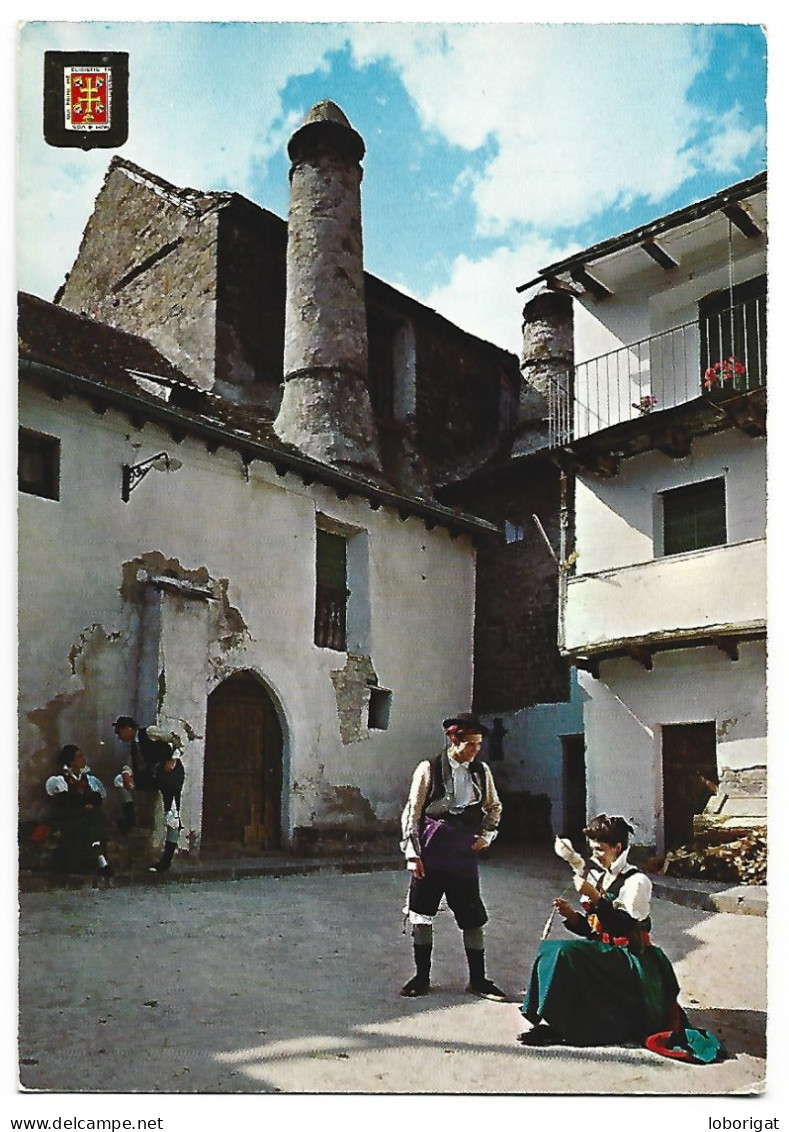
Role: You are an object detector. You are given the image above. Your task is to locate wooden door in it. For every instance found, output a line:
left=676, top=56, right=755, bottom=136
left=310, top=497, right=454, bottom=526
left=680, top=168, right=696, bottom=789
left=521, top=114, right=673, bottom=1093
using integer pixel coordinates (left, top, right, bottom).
left=662, top=722, right=718, bottom=850
left=202, top=672, right=283, bottom=851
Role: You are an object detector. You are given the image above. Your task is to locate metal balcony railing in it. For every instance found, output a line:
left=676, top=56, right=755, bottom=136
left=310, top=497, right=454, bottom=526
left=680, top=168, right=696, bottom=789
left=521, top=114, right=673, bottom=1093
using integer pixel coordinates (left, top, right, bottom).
left=548, top=296, right=766, bottom=447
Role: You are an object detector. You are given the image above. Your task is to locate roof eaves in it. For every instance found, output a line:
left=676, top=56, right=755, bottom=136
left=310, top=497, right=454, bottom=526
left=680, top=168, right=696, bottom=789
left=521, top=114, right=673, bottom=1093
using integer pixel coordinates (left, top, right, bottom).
left=19, top=358, right=499, bottom=539
left=517, top=171, right=767, bottom=294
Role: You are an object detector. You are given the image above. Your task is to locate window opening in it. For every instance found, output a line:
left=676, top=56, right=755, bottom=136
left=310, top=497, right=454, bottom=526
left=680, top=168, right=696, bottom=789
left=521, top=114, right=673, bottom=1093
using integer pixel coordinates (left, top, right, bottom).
left=661, top=478, right=726, bottom=557
left=505, top=519, right=526, bottom=544
left=699, top=273, right=766, bottom=393
left=315, top=528, right=348, bottom=650
left=367, top=687, right=392, bottom=730
left=19, top=428, right=60, bottom=500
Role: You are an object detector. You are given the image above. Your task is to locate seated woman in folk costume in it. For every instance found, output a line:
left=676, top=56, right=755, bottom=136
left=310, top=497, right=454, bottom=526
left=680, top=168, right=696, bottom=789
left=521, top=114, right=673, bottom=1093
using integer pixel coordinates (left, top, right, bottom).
left=45, top=744, right=114, bottom=878
left=518, top=814, right=685, bottom=1047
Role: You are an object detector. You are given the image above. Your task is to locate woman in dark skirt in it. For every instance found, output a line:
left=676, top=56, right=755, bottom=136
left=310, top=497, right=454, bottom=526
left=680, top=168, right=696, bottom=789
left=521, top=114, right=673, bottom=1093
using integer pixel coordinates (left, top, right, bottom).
left=45, top=745, right=113, bottom=877
left=518, top=815, right=684, bottom=1047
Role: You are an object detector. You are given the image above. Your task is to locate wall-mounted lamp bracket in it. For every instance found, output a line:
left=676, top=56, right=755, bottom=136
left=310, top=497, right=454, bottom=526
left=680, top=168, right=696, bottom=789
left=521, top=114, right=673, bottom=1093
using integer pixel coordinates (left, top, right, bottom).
left=121, top=451, right=183, bottom=502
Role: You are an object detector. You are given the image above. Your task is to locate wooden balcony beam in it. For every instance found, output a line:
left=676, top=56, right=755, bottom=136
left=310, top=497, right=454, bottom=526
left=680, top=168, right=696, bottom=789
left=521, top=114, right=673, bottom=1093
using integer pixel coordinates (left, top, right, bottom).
left=545, top=275, right=583, bottom=297
left=653, top=424, right=692, bottom=458
left=575, top=656, right=600, bottom=679
left=641, top=239, right=679, bottom=270
left=553, top=447, right=620, bottom=478
left=713, top=637, right=740, bottom=661
left=724, top=399, right=766, bottom=437
left=569, top=266, right=613, bottom=301
left=722, top=203, right=762, bottom=239
left=628, top=646, right=654, bottom=671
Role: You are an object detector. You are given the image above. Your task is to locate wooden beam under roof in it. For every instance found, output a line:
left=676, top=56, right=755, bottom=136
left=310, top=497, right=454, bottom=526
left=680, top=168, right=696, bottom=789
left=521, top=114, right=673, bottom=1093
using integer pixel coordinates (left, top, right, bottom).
left=653, top=424, right=693, bottom=459
left=642, top=239, right=679, bottom=270
left=713, top=637, right=740, bottom=661
left=628, top=646, right=654, bottom=671
left=544, top=276, right=583, bottom=297
left=722, top=203, right=763, bottom=239
left=517, top=172, right=766, bottom=292
left=575, top=656, right=600, bottom=679
left=569, top=266, right=613, bottom=300
left=720, top=398, right=766, bottom=437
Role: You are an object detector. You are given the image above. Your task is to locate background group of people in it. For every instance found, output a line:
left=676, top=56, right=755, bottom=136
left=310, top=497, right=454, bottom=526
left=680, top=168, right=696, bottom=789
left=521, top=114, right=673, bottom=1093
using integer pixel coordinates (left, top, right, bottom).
left=400, top=711, right=690, bottom=1052
left=44, top=716, right=184, bottom=878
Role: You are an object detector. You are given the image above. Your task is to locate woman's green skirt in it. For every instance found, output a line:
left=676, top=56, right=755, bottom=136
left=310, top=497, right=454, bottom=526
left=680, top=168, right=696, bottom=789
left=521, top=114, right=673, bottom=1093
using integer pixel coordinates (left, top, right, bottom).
left=521, top=937, right=681, bottom=1046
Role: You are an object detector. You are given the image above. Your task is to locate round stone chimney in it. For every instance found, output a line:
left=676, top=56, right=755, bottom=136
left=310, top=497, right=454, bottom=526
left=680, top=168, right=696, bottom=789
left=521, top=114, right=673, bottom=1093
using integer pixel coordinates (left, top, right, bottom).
left=512, top=288, right=575, bottom=455
left=274, top=101, right=383, bottom=478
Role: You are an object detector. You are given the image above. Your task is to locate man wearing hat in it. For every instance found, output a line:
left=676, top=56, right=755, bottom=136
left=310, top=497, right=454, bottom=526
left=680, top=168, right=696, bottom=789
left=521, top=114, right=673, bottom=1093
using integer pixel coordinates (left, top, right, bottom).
left=399, top=711, right=507, bottom=1001
left=112, top=715, right=185, bottom=873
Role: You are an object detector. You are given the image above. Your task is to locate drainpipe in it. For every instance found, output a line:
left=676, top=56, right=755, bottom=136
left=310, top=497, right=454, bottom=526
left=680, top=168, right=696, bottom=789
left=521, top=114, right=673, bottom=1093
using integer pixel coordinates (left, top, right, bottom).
left=557, top=468, right=570, bottom=655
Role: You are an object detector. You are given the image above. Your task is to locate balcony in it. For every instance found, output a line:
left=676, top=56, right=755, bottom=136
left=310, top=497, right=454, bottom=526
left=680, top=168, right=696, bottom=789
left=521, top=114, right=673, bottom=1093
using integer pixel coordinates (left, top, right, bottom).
left=562, top=537, right=766, bottom=663
left=549, top=295, right=766, bottom=447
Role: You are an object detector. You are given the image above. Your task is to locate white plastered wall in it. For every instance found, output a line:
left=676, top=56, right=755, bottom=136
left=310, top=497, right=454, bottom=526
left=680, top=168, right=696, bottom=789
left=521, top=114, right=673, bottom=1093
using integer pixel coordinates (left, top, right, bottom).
left=18, top=384, right=476, bottom=849
left=580, top=640, right=766, bottom=851
left=574, top=429, right=766, bottom=576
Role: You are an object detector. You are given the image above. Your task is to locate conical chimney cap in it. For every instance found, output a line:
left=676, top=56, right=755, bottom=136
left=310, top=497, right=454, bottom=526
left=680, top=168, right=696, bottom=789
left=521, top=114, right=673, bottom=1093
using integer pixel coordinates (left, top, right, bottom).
left=288, top=100, right=365, bottom=163
left=302, top=100, right=353, bottom=128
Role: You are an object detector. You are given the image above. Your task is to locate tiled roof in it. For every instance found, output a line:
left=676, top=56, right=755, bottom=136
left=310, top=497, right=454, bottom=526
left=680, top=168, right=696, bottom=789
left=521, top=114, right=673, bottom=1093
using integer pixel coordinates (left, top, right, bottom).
left=19, top=292, right=198, bottom=395
left=18, top=292, right=499, bottom=538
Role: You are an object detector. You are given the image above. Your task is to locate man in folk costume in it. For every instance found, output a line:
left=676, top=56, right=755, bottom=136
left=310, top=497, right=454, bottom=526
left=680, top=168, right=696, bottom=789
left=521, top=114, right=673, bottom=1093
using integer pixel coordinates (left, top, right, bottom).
left=112, top=716, right=185, bottom=873
left=399, top=712, right=508, bottom=1001
left=518, top=814, right=685, bottom=1047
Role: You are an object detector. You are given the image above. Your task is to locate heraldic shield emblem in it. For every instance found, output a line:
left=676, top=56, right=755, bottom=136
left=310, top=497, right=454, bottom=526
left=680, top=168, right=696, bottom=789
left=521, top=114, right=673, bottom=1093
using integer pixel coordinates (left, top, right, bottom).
left=44, top=51, right=128, bottom=149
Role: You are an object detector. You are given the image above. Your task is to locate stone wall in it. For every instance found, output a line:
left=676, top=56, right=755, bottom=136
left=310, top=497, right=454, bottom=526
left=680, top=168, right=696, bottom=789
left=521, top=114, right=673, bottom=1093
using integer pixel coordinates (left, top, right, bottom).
left=214, top=198, right=287, bottom=408
left=55, top=159, right=520, bottom=497
left=453, top=457, right=572, bottom=714
left=57, top=160, right=221, bottom=391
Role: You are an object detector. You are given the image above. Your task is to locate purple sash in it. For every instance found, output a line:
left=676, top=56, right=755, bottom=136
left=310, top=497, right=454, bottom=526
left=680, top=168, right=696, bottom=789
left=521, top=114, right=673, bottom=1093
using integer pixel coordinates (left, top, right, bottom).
left=420, top=815, right=479, bottom=877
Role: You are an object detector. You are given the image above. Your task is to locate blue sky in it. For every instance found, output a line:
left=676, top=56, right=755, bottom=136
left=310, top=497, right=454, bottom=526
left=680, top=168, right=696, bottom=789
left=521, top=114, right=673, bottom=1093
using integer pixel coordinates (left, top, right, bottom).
left=16, top=21, right=767, bottom=356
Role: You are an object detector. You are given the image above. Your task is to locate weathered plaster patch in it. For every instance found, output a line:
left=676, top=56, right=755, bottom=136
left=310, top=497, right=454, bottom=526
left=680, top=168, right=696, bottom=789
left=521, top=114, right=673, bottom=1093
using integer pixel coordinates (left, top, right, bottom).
left=120, top=551, right=214, bottom=604
left=292, top=772, right=377, bottom=828
left=26, top=690, right=84, bottom=792
left=717, top=717, right=739, bottom=739
left=121, top=552, right=251, bottom=679
left=214, top=578, right=251, bottom=653
left=322, top=784, right=377, bottom=823
left=330, top=653, right=377, bottom=744
left=67, top=624, right=124, bottom=676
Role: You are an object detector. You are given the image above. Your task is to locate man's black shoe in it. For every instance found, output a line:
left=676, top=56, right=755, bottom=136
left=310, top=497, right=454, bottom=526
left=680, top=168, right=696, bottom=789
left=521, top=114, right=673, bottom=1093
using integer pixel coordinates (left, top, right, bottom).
left=465, top=979, right=509, bottom=1002
left=400, top=975, right=431, bottom=997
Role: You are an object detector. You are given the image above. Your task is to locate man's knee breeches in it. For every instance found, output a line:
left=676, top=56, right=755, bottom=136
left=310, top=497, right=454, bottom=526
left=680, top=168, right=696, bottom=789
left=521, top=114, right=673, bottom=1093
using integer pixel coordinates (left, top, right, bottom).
left=407, top=870, right=488, bottom=930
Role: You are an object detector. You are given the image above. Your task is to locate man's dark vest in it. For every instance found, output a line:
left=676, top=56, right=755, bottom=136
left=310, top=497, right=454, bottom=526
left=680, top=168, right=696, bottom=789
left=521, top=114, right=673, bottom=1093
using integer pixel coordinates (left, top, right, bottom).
left=424, top=752, right=487, bottom=814
left=130, top=728, right=175, bottom=788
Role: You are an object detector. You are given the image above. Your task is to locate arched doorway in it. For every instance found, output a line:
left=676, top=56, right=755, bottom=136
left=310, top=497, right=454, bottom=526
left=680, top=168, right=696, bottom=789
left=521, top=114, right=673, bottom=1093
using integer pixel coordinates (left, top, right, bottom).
left=202, top=672, right=283, bottom=852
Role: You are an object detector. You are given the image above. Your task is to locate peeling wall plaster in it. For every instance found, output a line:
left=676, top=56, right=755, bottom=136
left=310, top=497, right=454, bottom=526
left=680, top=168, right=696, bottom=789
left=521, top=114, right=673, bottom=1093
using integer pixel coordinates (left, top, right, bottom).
left=330, top=653, right=377, bottom=744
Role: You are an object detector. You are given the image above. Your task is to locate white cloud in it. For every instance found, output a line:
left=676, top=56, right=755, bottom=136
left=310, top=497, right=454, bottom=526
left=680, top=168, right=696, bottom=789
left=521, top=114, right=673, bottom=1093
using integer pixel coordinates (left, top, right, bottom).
left=15, top=20, right=766, bottom=324
left=16, top=22, right=347, bottom=296
left=422, top=233, right=581, bottom=354
left=348, top=23, right=763, bottom=235
left=697, top=106, right=766, bottom=174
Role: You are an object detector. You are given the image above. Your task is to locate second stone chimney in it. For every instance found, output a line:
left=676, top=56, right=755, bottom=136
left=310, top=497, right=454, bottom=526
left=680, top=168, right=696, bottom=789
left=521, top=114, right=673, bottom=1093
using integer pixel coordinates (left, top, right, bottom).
left=512, top=289, right=574, bottom=456
left=273, top=101, right=383, bottom=479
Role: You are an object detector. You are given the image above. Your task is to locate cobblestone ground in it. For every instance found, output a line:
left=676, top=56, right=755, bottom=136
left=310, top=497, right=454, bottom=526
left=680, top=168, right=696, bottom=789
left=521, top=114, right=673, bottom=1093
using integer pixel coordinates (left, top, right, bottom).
left=16, top=853, right=767, bottom=1101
